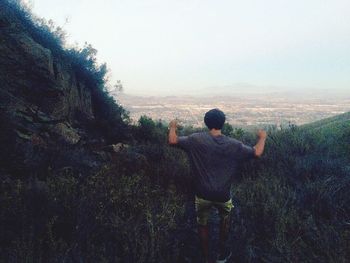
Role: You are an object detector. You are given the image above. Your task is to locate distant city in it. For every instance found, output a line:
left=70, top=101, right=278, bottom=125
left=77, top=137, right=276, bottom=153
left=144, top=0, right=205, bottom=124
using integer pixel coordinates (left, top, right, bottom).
left=114, top=92, right=350, bottom=128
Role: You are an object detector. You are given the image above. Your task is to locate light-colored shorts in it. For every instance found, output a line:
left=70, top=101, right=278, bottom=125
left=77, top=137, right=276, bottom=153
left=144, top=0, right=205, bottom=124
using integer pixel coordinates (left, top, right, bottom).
left=195, top=195, right=234, bottom=226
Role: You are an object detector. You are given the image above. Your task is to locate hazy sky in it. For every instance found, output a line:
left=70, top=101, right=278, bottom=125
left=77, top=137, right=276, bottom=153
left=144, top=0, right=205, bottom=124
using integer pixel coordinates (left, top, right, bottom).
left=25, top=0, right=350, bottom=96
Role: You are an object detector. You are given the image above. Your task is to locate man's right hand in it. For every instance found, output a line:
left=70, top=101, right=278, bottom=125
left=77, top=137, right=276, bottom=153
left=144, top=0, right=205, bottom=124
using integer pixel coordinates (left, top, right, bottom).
left=257, top=129, right=267, bottom=140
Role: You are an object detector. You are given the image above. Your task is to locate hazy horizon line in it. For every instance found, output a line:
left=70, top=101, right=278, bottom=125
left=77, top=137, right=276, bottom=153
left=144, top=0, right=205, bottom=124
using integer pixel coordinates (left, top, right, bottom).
left=116, top=86, right=350, bottom=98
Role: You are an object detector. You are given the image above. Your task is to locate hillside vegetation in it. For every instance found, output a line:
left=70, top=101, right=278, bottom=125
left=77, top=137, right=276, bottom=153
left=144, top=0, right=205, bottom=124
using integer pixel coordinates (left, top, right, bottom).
left=1, top=1, right=350, bottom=262
left=303, top=112, right=350, bottom=136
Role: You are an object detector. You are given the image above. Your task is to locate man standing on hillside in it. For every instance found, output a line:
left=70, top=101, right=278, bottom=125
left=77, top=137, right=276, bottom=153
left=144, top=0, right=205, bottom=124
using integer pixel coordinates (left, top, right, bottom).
left=168, top=108, right=267, bottom=263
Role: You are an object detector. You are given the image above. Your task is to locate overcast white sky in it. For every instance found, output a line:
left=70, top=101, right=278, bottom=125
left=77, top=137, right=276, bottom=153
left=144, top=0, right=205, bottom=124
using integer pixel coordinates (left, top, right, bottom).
left=25, top=0, right=350, bottom=96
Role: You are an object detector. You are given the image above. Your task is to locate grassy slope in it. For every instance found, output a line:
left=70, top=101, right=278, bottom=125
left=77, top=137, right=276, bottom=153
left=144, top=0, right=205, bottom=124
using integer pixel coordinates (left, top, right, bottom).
left=302, top=112, right=350, bottom=131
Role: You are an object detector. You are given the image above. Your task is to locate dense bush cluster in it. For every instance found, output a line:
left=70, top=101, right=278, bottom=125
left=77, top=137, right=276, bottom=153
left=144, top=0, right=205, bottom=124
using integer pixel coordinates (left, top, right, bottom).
left=229, top=122, right=350, bottom=262
left=0, top=150, right=186, bottom=262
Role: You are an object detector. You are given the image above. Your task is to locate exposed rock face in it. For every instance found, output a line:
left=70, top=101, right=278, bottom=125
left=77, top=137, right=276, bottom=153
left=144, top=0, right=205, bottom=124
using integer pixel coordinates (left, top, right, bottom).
left=0, top=3, right=105, bottom=178
left=0, top=6, right=93, bottom=120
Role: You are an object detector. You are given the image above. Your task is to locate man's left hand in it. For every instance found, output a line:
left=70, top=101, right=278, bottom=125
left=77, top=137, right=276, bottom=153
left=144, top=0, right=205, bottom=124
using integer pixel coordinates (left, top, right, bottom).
left=169, top=119, right=178, bottom=129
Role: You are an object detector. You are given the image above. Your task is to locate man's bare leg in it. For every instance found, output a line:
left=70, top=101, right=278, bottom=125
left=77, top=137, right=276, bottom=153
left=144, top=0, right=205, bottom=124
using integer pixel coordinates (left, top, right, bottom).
left=198, top=225, right=210, bottom=262
left=218, top=215, right=230, bottom=259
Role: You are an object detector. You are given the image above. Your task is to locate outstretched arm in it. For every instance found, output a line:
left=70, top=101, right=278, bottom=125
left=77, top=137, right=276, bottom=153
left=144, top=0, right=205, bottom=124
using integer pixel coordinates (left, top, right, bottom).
left=254, top=129, right=267, bottom=157
left=168, top=120, right=178, bottom=145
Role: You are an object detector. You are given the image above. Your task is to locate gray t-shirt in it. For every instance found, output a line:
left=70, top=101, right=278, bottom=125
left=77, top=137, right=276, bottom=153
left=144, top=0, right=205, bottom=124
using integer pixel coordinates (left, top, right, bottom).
left=176, top=132, right=255, bottom=202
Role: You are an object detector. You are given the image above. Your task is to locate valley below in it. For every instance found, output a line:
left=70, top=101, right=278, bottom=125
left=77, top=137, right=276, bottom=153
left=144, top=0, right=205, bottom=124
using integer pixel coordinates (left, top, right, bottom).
left=117, top=92, right=350, bottom=127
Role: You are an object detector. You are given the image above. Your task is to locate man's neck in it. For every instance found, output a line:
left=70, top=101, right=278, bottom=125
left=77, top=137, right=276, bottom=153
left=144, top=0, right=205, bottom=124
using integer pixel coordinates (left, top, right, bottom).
left=209, top=129, right=222, bottom=137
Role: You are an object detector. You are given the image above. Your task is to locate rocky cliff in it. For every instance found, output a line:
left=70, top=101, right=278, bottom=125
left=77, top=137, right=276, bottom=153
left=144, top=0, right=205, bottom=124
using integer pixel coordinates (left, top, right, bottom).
left=0, top=2, right=121, bottom=179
